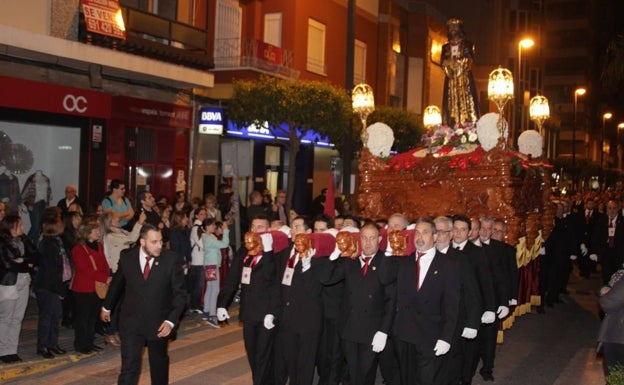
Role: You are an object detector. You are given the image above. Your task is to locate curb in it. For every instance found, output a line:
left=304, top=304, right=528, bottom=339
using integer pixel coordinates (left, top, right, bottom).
left=0, top=306, right=240, bottom=383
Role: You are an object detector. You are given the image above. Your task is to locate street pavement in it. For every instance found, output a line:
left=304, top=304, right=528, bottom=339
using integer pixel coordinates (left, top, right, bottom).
left=0, top=266, right=606, bottom=385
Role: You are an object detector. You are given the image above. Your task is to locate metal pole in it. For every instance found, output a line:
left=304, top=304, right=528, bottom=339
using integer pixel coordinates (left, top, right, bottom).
left=343, top=0, right=355, bottom=197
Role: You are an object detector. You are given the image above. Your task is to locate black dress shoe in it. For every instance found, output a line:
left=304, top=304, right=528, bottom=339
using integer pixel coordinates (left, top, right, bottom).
left=37, top=349, right=55, bottom=359
left=536, top=305, right=545, bottom=314
left=480, top=372, right=495, bottom=381
left=77, top=348, right=93, bottom=354
left=9, top=354, right=22, bottom=362
left=48, top=346, right=66, bottom=355
left=91, top=344, right=103, bottom=352
left=0, top=355, right=12, bottom=363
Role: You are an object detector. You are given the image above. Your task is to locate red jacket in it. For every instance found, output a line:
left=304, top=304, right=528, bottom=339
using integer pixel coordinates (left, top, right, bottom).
left=71, top=243, right=110, bottom=293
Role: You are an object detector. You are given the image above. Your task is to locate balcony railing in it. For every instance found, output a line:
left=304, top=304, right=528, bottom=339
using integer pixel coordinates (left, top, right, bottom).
left=214, top=37, right=300, bottom=79
left=79, top=6, right=213, bottom=70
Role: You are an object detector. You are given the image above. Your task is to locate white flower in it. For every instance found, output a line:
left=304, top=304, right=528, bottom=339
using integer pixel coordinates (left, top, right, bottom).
left=476, top=112, right=508, bottom=151
left=468, top=132, right=478, bottom=142
left=518, top=130, right=543, bottom=158
left=461, top=135, right=467, bottom=144
left=455, top=128, right=464, bottom=136
left=366, top=122, right=394, bottom=157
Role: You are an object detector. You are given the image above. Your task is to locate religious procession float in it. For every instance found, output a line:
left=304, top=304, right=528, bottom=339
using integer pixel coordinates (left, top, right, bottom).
left=355, top=19, right=554, bottom=333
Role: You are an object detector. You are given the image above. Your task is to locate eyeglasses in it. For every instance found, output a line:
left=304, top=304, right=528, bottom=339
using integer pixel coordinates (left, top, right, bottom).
left=436, top=229, right=451, bottom=234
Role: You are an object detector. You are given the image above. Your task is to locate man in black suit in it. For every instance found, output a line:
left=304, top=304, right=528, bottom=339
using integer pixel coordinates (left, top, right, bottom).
left=451, top=215, right=497, bottom=385
left=274, top=216, right=327, bottom=385
left=591, top=200, right=624, bottom=285
left=578, top=197, right=603, bottom=278
left=313, top=215, right=348, bottom=385
left=217, top=214, right=278, bottom=385
left=101, top=223, right=186, bottom=385
left=381, top=218, right=460, bottom=385
left=325, top=222, right=396, bottom=385
left=56, top=184, right=85, bottom=215
left=434, top=216, right=483, bottom=385
left=476, top=216, right=515, bottom=382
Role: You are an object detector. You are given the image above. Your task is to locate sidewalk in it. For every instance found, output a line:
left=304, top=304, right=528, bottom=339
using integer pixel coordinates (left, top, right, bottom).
left=0, top=294, right=239, bottom=383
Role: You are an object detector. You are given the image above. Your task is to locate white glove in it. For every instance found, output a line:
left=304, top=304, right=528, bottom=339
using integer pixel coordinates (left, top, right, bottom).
left=509, top=299, right=518, bottom=306
left=216, top=307, right=230, bottom=321
left=406, top=223, right=416, bottom=230
left=260, top=233, right=273, bottom=252
left=497, top=305, right=510, bottom=319
left=301, top=256, right=312, bottom=272
left=590, top=254, right=598, bottom=262
left=461, top=327, right=478, bottom=339
left=329, top=244, right=341, bottom=261
left=263, top=314, right=275, bottom=330
left=580, top=243, right=588, bottom=256
left=433, top=340, right=451, bottom=356
left=481, top=311, right=496, bottom=324
left=570, top=255, right=577, bottom=261
left=278, top=225, right=291, bottom=238
left=325, top=228, right=339, bottom=237
left=539, top=246, right=546, bottom=255
left=371, top=331, right=388, bottom=353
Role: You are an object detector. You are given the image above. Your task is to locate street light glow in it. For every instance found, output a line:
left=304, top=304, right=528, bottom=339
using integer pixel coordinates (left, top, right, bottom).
left=604, top=112, right=613, bottom=120
left=575, top=88, right=586, bottom=96
left=519, top=38, right=535, bottom=49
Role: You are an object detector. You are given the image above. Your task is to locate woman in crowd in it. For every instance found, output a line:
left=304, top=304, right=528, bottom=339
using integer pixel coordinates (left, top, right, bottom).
left=71, top=220, right=110, bottom=354
left=214, top=221, right=233, bottom=289
left=189, top=207, right=207, bottom=314
left=169, top=210, right=191, bottom=279
left=0, top=214, right=38, bottom=363
left=174, top=191, right=191, bottom=213
left=201, top=218, right=230, bottom=328
left=204, top=193, right=223, bottom=221
left=98, top=210, right=145, bottom=346
left=60, top=210, right=82, bottom=328
left=35, top=207, right=70, bottom=359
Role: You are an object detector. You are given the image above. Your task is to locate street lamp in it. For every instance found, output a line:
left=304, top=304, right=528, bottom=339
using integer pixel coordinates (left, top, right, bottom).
left=423, top=105, right=442, bottom=154
left=572, top=87, right=586, bottom=169
left=488, top=66, right=514, bottom=146
left=618, top=122, right=624, bottom=169
left=352, top=83, right=375, bottom=146
left=602, top=112, right=613, bottom=168
left=529, top=94, right=549, bottom=134
left=517, top=38, right=534, bottom=135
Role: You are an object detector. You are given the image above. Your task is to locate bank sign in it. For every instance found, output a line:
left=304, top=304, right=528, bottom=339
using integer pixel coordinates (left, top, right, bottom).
left=226, top=121, right=334, bottom=148
left=198, top=107, right=224, bottom=135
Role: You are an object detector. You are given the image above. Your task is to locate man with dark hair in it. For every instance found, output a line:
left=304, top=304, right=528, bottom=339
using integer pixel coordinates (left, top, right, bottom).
left=217, top=214, right=278, bottom=385
left=102, top=180, right=134, bottom=229
left=101, top=223, right=186, bottom=385
left=381, top=218, right=459, bottom=385
left=451, top=214, right=497, bottom=385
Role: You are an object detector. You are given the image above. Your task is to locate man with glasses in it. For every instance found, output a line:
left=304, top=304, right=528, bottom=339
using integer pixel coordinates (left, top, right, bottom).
left=434, top=216, right=482, bottom=385
left=102, top=179, right=134, bottom=229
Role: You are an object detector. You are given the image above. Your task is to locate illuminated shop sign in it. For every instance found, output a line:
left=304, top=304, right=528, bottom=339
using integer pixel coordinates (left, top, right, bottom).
left=226, top=121, right=334, bottom=148
left=198, top=107, right=224, bottom=135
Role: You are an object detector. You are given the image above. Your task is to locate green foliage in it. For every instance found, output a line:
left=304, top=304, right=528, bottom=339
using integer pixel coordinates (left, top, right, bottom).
left=366, top=106, right=425, bottom=153
left=606, top=364, right=624, bottom=385
left=227, top=76, right=351, bottom=144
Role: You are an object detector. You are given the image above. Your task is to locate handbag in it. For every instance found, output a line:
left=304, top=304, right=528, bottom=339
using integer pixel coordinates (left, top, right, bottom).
left=204, top=265, right=218, bottom=281
left=83, top=245, right=109, bottom=300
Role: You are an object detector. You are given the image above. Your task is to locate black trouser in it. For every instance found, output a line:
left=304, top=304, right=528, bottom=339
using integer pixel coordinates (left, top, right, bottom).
left=395, top=339, right=439, bottom=385
left=277, top=325, right=319, bottom=385
left=36, top=289, right=62, bottom=350
left=73, top=291, right=101, bottom=351
left=316, top=317, right=346, bottom=385
left=478, top=320, right=499, bottom=375
left=242, top=320, right=275, bottom=385
left=342, top=339, right=378, bottom=385
left=118, top=331, right=169, bottom=385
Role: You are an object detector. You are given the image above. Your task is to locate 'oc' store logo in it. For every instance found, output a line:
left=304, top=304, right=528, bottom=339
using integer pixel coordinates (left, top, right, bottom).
left=62, top=94, right=88, bottom=113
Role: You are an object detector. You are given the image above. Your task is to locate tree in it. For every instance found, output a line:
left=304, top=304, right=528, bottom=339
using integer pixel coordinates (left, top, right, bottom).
left=367, top=106, right=425, bottom=153
left=228, top=76, right=351, bottom=218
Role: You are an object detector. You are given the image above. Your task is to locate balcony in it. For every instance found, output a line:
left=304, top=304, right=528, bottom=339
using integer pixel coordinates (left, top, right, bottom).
left=213, top=37, right=300, bottom=79
left=79, top=6, right=213, bottom=71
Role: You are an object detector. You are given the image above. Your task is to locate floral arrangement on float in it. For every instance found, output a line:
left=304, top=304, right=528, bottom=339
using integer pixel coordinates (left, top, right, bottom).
left=379, top=112, right=551, bottom=173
